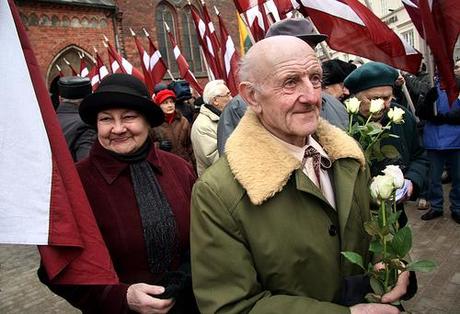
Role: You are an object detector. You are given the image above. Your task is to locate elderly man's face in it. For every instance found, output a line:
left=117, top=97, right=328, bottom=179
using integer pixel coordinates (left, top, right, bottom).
left=356, top=86, right=393, bottom=120
left=241, top=37, right=322, bottom=147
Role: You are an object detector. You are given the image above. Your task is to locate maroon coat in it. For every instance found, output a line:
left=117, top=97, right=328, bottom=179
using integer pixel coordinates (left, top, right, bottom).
left=39, top=139, right=196, bottom=313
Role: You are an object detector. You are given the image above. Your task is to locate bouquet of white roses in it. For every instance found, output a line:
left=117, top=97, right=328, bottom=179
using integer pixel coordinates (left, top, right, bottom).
left=344, top=97, right=405, bottom=166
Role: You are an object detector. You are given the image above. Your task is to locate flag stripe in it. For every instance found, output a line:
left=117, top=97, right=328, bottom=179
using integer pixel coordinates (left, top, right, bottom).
left=0, top=0, right=52, bottom=244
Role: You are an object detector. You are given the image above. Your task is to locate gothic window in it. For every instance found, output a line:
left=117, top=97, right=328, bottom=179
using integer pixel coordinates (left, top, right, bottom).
left=90, top=17, right=98, bottom=28
left=62, top=16, right=70, bottom=27
left=81, top=17, right=89, bottom=28
left=99, top=18, right=107, bottom=29
left=71, top=17, right=80, bottom=28
left=51, top=15, right=60, bottom=26
left=156, top=2, right=178, bottom=74
left=39, top=14, right=51, bottom=26
left=181, top=6, right=205, bottom=75
left=29, top=13, right=38, bottom=26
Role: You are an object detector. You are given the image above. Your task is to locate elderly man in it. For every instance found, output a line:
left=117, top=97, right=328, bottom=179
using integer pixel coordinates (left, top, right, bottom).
left=344, top=62, right=429, bottom=226
left=191, top=36, right=409, bottom=314
left=56, top=76, right=95, bottom=161
left=322, top=59, right=356, bottom=102
left=191, top=79, right=232, bottom=176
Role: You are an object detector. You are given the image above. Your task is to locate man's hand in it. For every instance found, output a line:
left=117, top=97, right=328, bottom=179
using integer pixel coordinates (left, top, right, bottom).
left=350, top=303, right=400, bottom=314
left=381, top=270, right=410, bottom=303
left=127, top=283, right=175, bottom=314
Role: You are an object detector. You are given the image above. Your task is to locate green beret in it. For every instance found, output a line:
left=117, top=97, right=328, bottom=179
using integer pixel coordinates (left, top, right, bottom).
left=344, top=61, right=398, bottom=94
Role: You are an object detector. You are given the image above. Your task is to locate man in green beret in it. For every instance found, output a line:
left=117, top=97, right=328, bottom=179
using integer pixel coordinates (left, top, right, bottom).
left=344, top=61, right=429, bottom=226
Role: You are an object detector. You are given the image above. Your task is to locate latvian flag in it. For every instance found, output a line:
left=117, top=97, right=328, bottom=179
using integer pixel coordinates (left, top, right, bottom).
left=1, top=0, right=118, bottom=284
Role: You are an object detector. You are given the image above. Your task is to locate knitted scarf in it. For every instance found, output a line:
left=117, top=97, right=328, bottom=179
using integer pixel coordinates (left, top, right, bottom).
left=110, top=140, right=177, bottom=273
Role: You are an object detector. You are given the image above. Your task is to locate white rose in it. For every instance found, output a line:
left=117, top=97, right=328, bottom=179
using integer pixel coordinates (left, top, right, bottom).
left=370, top=174, right=395, bottom=201
left=382, top=165, right=404, bottom=189
left=369, top=98, right=385, bottom=114
left=387, top=107, right=405, bottom=124
left=345, top=97, right=361, bottom=114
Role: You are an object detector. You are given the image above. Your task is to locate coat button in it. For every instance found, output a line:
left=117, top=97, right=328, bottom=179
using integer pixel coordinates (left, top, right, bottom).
left=329, top=224, right=337, bottom=236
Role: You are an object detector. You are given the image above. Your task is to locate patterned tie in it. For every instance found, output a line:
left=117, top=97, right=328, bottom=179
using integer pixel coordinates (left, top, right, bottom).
left=303, top=146, right=331, bottom=189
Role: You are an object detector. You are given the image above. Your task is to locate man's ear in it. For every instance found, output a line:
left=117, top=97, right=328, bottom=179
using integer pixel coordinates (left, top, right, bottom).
left=239, top=81, right=262, bottom=114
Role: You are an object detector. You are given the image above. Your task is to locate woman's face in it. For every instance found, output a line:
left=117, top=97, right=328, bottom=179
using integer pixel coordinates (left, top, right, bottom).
left=97, top=108, right=150, bottom=154
left=160, top=97, right=176, bottom=114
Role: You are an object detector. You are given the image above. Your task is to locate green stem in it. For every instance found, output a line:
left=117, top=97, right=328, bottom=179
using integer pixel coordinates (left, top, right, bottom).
left=348, top=115, right=353, bottom=134
left=380, top=201, right=389, bottom=293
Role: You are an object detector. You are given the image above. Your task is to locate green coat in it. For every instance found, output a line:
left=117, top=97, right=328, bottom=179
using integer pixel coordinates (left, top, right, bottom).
left=191, top=110, right=372, bottom=314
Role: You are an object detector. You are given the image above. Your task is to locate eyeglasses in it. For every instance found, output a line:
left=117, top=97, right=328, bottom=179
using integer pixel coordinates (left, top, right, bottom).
left=215, top=91, right=232, bottom=99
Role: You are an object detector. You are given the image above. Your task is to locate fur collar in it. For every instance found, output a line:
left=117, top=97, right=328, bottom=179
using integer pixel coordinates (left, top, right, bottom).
left=225, top=109, right=365, bottom=205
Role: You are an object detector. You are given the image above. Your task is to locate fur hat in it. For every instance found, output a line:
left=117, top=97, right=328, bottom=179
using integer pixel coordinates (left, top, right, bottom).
left=154, top=89, right=176, bottom=105
left=79, top=73, right=164, bottom=127
left=265, top=18, right=327, bottom=47
left=322, top=59, right=357, bottom=86
left=58, top=76, right=91, bottom=99
left=344, top=61, right=398, bottom=94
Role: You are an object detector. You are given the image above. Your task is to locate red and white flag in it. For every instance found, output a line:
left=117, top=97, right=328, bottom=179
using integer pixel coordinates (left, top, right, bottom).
left=401, top=0, right=424, bottom=38
left=216, top=6, right=240, bottom=96
left=2, top=0, right=118, bottom=284
left=403, top=0, right=460, bottom=104
left=233, top=0, right=291, bottom=41
left=201, top=1, right=221, bottom=58
left=144, top=29, right=168, bottom=88
left=294, top=0, right=423, bottom=73
left=79, top=52, right=89, bottom=78
left=105, top=38, right=145, bottom=82
left=88, top=51, right=109, bottom=91
left=63, top=57, right=78, bottom=76
left=190, top=4, right=222, bottom=80
left=131, top=29, right=154, bottom=95
left=165, top=22, right=204, bottom=95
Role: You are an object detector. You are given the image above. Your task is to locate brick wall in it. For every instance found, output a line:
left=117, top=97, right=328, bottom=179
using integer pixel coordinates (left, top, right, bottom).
left=15, top=0, right=241, bottom=90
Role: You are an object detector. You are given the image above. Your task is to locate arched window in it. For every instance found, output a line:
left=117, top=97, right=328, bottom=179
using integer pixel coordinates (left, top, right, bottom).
left=181, top=6, right=205, bottom=75
left=156, top=2, right=178, bottom=74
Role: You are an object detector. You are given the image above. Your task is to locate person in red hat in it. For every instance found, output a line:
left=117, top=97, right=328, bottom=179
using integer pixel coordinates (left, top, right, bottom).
left=153, top=89, right=195, bottom=164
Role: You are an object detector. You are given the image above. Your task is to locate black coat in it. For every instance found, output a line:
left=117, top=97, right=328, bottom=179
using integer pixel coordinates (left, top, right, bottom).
left=56, top=102, right=96, bottom=161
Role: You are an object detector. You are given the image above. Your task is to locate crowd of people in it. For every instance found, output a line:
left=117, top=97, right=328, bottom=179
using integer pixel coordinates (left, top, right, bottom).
left=39, top=17, right=459, bottom=314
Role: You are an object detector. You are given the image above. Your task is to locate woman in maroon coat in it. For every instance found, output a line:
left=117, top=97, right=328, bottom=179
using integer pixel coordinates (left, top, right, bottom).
left=38, top=74, right=198, bottom=314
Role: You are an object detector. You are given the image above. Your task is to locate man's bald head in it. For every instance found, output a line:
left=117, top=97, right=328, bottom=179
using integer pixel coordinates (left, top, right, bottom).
left=239, top=36, right=317, bottom=86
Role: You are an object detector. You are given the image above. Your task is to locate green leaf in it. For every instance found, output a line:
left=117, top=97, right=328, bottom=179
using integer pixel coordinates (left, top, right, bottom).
left=369, top=240, right=383, bottom=255
left=405, top=260, right=437, bottom=273
left=390, top=226, right=412, bottom=258
left=365, top=293, right=382, bottom=303
left=364, top=221, right=381, bottom=236
left=341, top=251, right=365, bottom=270
left=369, top=277, right=385, bottom=296
left=381, top=145, right=400, bottom=159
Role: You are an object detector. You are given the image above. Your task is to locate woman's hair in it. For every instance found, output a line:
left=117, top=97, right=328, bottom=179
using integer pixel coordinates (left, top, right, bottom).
left=203, top=80, right=227, bottom=105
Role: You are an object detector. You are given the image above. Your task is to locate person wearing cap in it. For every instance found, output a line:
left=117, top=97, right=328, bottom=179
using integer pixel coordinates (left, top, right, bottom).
left=191, top=36, right=411, bottom=314
left=345, top=61, right=429, bottom=227
left=152, top=89, right=194, bottom=164
left=191, top=79, right=232, bottom=176
left=56, top=76, right=95, bottom=161
left=169, top=80, right=195, bottom=123
left=39, top=74, right=198, bottom=314
left=322, top=59, right=357, bottom=102
left=265, top=18, right=349, bottom=130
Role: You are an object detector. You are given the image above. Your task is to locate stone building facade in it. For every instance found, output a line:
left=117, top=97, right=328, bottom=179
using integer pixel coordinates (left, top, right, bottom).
left=15, top=0, right=240, bottom=92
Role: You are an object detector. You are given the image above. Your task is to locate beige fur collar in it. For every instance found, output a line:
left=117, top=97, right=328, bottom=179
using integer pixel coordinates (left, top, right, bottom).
left=225, top=109, right=365, bottom=205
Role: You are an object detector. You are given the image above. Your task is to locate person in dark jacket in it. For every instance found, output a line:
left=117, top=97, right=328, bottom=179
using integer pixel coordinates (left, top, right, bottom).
left=345, top=61, right=429, bottom=226
left=152, top=89, right=194, bottom=164
left=56, top=76, right=96, bottom=161
left=39, top=74, right=198, bottom=314
left=168, top=80, right=195, bottom=123
left=321, top=59, right=356, bottom=102
left=416, top=77, right=460, bottom=223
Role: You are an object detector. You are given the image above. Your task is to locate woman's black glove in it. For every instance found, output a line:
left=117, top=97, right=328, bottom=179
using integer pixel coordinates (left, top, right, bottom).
left=416, top=87, right=438, bottom=121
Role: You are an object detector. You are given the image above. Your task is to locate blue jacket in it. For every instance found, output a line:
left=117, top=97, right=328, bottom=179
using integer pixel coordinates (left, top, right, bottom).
left=423, top=86, right=460, bottom=150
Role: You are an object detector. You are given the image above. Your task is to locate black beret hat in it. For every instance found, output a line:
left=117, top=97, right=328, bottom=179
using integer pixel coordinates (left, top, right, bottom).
left=79, top=73, right=164, bottom=127
left=265, top=18, right=327, bottom=47
left=322, top=59, right=357, bottom=86
left=58, top=76, right=92, bottom=99
left=344, top=61, right=399, bottom=94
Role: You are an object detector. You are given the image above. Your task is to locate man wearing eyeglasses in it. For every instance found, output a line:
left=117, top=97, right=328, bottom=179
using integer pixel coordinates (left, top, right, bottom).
left=191, top=79, right=232, bottom=176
